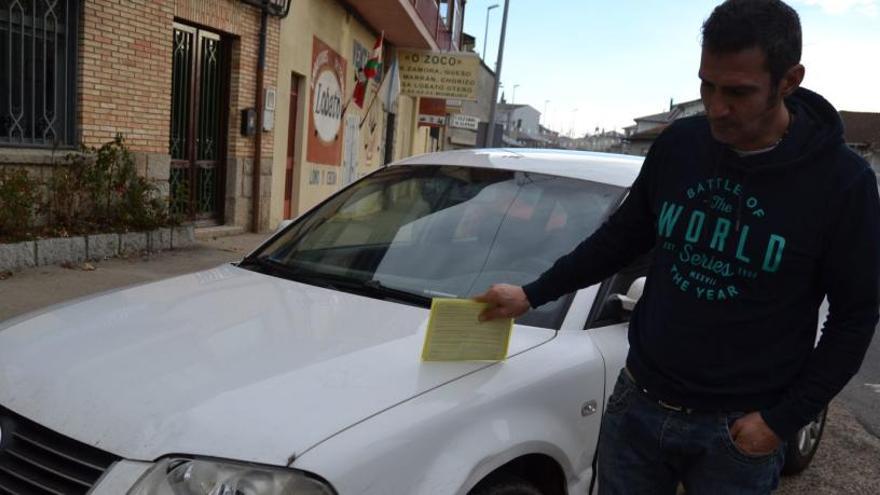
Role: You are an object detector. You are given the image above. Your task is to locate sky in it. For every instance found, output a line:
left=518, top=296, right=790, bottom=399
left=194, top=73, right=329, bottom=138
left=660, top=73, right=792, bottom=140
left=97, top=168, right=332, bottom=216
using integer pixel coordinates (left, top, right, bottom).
left=463, top=0, right=880, bottom=136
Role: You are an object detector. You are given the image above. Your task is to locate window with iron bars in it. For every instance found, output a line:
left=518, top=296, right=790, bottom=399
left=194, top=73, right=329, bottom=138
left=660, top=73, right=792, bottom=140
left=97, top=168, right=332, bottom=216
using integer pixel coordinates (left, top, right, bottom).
left=1, top=0, right=79, bottom=148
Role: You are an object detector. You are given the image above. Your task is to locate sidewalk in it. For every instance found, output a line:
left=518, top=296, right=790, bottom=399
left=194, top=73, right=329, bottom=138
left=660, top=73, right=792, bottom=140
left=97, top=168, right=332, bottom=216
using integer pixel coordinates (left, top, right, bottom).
left=0, top=233, right=266, bottom=321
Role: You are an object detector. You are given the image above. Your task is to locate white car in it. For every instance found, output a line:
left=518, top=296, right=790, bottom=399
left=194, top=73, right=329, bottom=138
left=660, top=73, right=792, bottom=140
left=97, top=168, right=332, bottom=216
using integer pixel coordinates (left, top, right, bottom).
left=0, top=149, right=825, bottom=495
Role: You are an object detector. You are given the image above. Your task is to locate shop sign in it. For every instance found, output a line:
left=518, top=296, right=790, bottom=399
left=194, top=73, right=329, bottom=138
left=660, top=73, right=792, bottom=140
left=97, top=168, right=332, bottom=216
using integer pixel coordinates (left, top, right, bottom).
left=449, top=114, right=479, bottom=131
left=445, top=98, right=463, bottom=114
left=398, top=49, right=479, bottom=100
left=418, top=98, right=446, bottom=128
left=307, top=37, right=346, bottom=166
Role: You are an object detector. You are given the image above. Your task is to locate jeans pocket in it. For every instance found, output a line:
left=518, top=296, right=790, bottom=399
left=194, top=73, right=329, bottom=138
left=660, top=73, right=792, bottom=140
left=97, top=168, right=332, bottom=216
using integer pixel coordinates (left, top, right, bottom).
left=605, top=369, right=636, bottom=414
left=721, top=413, right=777, bottom=464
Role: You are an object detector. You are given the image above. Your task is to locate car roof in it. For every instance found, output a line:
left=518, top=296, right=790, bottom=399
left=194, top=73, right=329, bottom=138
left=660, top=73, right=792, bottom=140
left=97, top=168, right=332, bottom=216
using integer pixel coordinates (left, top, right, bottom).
left=391, top=148, right=643, bottom=188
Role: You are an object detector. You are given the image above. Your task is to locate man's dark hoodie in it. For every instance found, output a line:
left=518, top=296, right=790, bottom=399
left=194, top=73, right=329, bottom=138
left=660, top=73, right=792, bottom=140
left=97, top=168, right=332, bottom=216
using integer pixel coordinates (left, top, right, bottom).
left=523, top=88, right=880, bottom=439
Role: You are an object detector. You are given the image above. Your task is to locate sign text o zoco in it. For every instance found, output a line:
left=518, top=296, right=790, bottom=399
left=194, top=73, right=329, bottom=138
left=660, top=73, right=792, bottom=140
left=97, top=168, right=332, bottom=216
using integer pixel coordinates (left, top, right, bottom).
left=407, top=53, right=459, bottom=67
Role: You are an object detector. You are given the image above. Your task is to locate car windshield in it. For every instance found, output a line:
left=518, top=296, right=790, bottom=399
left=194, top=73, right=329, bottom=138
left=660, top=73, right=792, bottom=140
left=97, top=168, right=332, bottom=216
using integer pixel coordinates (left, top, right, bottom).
left=246, top=165, right=624, bottom=328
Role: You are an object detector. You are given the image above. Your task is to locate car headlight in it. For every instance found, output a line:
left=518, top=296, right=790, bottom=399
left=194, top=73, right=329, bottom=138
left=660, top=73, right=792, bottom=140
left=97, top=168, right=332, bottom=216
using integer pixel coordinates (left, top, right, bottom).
left=128, top=457, right=334, bottom=495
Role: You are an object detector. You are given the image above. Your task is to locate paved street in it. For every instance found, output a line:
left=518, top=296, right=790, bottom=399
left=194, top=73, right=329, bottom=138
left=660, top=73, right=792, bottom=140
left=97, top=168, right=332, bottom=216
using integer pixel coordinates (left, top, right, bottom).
left=0, top=233, right=265, bottom=321
left=0, top=233, right=878, bottom=493
left=838, top=332, right=880, bottom=439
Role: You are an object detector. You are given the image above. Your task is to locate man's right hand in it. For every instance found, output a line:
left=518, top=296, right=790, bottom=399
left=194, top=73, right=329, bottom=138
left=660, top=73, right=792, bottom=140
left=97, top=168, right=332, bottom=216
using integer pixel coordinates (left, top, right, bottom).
left=474, top=284, right=532, bottom=322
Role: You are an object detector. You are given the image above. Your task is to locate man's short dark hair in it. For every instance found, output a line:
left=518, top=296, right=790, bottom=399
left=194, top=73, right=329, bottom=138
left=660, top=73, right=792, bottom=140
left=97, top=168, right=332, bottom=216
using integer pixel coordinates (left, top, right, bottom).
left=702, top=0, right=802, bottom=87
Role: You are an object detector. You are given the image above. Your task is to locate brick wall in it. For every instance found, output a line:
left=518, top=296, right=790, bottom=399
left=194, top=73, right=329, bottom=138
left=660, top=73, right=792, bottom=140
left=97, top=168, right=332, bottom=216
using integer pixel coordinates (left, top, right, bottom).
left=76, top=0, right=281, bottom=230
left=80, top=0, right=279, bottom=158
left=175, top=0, right=280, bottom=157
left=79, top=0, right=174, bottom=153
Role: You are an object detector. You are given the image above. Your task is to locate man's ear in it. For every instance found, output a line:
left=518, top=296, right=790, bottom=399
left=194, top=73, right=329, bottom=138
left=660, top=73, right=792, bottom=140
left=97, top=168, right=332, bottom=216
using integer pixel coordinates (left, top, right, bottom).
left=780, top=64, right=805, bottom=97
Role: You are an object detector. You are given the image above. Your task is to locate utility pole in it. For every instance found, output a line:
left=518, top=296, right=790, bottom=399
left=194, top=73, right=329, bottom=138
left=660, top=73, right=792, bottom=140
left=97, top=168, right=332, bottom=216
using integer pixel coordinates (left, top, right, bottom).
left=485, top=0, right=510, bottom=148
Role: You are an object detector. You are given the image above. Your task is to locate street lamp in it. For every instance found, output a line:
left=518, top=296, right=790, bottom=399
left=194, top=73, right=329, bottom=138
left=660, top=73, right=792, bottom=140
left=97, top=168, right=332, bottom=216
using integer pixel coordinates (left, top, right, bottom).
left=482, top=4, right=499, bottom=60
left=485, top=0, right=510, bottom=147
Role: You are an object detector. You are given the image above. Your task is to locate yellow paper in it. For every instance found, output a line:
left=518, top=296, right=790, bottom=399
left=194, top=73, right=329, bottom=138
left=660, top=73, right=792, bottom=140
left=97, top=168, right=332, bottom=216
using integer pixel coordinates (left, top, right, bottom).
left=421, top=299, right=513, bottom=362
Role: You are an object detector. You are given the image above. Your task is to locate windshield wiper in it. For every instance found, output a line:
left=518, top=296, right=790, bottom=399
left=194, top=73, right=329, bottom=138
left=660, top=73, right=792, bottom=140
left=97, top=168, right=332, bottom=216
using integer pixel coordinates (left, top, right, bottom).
left=314, top=275, right=432, bottom=306
left=239, top=257, right=342, bottom=290
left=239, top=256, right=285, bottom=273
left=359, top=279, right=433, bottom=306
left=240, top=258, right=432, bottom=307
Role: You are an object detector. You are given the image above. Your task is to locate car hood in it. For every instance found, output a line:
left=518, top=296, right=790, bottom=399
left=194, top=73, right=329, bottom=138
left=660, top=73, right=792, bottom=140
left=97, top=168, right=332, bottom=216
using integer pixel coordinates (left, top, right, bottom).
left=0, top=265, right=555, bottom=465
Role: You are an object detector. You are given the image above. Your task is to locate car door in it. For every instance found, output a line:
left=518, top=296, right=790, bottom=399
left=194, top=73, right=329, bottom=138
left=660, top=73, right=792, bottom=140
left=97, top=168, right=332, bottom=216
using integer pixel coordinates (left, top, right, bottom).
left=583, top=251, right=653, bottom=409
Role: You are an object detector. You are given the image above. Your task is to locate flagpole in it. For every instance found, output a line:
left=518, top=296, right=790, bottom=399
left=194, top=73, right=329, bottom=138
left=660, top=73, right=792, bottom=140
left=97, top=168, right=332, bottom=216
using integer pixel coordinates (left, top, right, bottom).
left=359, top=78, right=384, bottom=128
left=347, top=30, right=384, bottom=122
left=356, top=30, right=385, bottom=129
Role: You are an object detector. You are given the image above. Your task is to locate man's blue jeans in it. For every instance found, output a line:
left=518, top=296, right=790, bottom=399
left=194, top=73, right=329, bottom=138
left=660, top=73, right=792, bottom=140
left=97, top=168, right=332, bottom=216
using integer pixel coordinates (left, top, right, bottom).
left=597, top=369, right=785, bottom=494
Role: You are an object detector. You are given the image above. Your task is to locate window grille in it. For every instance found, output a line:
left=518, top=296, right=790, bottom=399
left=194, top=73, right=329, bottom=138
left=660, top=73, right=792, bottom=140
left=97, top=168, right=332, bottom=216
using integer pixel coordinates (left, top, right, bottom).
left=1, top=0, right=79, bottom=148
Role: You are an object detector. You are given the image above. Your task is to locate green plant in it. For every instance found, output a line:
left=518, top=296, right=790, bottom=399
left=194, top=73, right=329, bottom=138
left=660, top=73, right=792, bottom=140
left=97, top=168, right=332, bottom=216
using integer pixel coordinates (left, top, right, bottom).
left=45, top=145, right=91, bottom=232
left=92, top=135, right=167, bottom=230
left=168, top=169, right=190, bottom=223
left=0, top=168, right=40, bottom=239
left=3, top=135, right=176, bottom=243
left=45, top=134, right=171, bottom=233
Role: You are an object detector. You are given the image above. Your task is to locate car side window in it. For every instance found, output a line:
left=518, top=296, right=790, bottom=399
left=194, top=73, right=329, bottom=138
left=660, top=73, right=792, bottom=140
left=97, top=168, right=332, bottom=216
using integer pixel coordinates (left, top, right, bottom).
left=586, top=249, right=653, bottom=329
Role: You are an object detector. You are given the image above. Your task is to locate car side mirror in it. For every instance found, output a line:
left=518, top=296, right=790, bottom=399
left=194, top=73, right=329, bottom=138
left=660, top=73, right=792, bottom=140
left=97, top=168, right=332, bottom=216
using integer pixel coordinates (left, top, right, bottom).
left=614, top=276, right=646, bottom=312
left=276, top=219, right=294, bottom=233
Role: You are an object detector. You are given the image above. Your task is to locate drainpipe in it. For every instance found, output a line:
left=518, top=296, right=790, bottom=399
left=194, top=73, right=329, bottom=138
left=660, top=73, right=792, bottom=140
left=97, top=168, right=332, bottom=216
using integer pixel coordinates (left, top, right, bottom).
left=238, top=0, right=290, bottom=231
left=251, top=1, right=269, bottom=232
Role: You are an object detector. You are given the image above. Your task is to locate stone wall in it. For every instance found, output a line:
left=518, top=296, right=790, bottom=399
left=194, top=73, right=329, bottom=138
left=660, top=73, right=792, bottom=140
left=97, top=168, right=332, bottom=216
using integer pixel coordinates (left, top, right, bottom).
left=0, top=149, right=171, bottom=211
left=0, top=226, right=196, bottom=273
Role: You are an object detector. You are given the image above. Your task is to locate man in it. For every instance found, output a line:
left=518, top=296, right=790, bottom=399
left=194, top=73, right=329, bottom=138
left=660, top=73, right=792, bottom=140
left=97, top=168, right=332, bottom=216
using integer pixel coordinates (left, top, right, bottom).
left=476, top=0, right=880, bottom=493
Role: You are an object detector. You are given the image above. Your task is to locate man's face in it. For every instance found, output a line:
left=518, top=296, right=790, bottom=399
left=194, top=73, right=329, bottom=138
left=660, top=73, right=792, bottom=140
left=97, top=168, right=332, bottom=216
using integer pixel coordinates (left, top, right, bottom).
left=698, top=47, right=784, bottom=150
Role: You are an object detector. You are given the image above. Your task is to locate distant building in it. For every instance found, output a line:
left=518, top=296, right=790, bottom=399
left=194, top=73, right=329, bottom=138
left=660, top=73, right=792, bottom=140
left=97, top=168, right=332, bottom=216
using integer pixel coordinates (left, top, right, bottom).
left=539, top=125, right=560, bottom=148
left=555, top=136, right=579, bottom=150
left=443, top=43, right=497, bottom=151
left=621, top=104, right=880, bottom=168
left=623, top=98, right=705, bottom=156
left=495, top=102, right=546, bottom=147
left=580, top=130, right=626, bottom=153
left=839, top=111, right=880, bottom=174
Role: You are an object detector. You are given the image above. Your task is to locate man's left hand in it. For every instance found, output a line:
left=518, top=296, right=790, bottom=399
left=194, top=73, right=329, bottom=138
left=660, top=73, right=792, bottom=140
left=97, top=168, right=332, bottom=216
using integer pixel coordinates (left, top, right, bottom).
left=729, top=412, right=782, bottom=456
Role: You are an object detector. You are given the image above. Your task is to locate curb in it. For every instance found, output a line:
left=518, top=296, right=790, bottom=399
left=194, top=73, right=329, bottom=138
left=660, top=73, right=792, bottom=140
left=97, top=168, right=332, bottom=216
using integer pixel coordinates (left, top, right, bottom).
left=0, top=225, right=195, bottom=273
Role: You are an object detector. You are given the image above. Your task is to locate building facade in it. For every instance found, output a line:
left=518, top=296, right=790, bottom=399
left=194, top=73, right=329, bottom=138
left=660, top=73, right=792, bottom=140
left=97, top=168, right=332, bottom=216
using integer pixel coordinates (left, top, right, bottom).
left=1, top=0, right=282, bottom=231
left=270, top=0, right=468, bottom=226
left=442, top=59, right=495, bottom=150
left=495, top=103, right=543, bottom=147
left=1, top=0, right=468, bottom=234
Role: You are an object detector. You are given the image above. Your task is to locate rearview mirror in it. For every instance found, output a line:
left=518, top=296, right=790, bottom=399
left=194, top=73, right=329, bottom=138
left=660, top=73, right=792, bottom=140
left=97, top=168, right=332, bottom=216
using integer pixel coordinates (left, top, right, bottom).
left=615, top=277, right=646, bottom=312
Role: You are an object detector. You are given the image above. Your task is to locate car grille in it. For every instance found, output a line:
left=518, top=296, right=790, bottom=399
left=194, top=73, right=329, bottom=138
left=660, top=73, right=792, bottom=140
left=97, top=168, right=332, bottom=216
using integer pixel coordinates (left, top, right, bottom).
left=0, top=405, right=120, bottom=495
